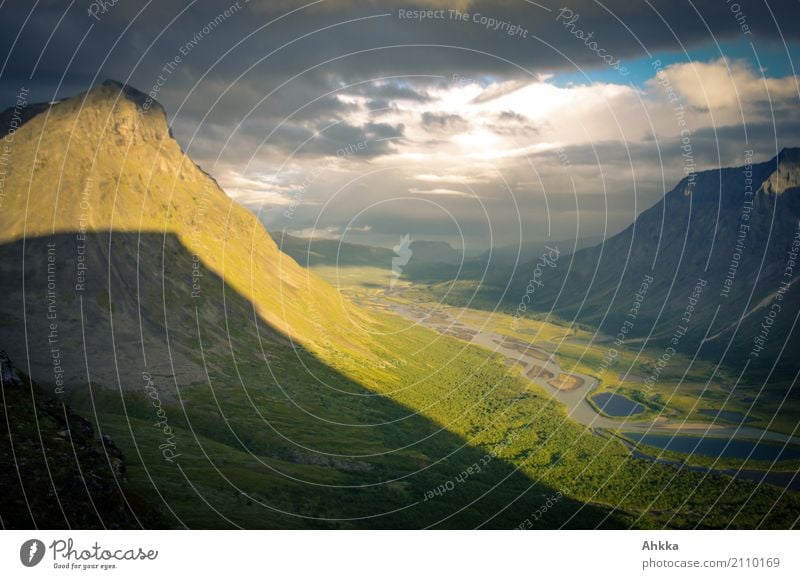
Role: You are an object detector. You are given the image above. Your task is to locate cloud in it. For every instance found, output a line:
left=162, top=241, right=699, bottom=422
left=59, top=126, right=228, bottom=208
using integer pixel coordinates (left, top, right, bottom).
left=7, top=0, right=800, bottom=111
left=493, top=110, right=539, bottom=137
left=471, top=79, right=529, bottom=104
left=413, top=173, right=492, bottom=184
left=346, top=80, right=432, bottom=103
left=408, top=187, right=476, bottom=198
left=650, top=58, right=800, bottom=118
left=287, top=226, right=343, bottom=240
left=420, top=111, right=469, bottom=131
left=219, top=170, right=301, bottom=207
left=252, top=119, right=405, bottom=159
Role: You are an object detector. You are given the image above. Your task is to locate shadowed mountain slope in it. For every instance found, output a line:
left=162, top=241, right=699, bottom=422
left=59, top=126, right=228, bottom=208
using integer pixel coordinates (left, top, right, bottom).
left=485, top=149, right=800, bottom=378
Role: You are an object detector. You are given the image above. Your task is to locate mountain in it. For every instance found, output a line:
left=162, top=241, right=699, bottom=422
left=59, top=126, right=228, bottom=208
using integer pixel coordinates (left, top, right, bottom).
left=272, top=232, right=475, bottom=284
left=406, top=240, right=463, bottom=264
left=0, top=80, right=373, bottom=391
left=499, top=149, right=800, bottom=377
left=479, top=237, right=605, bottom=266
left=272, top=232, right=599, bottom=286
left=272, top=233, right=465, bottom=270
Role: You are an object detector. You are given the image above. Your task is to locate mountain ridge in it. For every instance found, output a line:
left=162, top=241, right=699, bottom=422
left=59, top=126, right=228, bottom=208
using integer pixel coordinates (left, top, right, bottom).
left=497, top=146, right=800, bottom=377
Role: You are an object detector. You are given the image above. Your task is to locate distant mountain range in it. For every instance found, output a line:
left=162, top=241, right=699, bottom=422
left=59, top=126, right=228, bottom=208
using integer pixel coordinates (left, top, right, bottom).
left=478, top=237, right=605, bottom=266
left=273, top=231, right=602, bottom=283
left=271, top=232, right=466, bottom=269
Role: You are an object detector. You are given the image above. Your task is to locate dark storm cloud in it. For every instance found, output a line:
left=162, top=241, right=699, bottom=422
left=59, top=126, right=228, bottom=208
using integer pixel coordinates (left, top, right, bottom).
left=306, top=119, right=404, bottom=157
left=345, top=80, right=432, bottom=102
left=177, top=114, right=403, bottom=162
left=1, top=0, right=797, bottom=165
left=171, top=80, right=361, bottom=133
left=3, top=0, right=798, bottom=108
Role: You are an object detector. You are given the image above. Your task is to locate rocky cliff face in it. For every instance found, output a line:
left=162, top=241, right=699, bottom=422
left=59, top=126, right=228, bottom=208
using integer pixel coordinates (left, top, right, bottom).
left=0, top=351, right=157, bottom=528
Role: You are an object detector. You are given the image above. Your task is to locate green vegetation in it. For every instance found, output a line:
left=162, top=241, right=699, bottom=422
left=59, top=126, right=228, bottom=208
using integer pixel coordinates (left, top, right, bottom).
left=0, top=355, right=163, bottom=528
left=68, top=299, right=800, bottom=529
left=364, top=285, right=799, bottom=437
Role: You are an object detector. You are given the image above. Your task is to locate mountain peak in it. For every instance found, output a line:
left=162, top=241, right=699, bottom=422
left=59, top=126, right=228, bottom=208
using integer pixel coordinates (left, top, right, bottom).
left=98, top=79, right=163, bottom=114
left=0, top=79, right=187, bottom=241
left=1, top=80, right=167, bottom=138
left=777, top=147, right=800, bottom=166
left=58, top=79, right=174, bottom=146
left=101, top=78, right=128, bottom=89
left=763, top=147, right=800, bottom=195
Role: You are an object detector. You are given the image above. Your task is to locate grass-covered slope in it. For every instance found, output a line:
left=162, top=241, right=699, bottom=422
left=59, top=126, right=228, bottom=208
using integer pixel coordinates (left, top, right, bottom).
left=0, top=351, right=161, bottom=528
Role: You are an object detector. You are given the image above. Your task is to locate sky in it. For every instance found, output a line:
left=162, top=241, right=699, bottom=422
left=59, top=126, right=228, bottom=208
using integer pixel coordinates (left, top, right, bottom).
left=1, top=0, right=799, bottom=250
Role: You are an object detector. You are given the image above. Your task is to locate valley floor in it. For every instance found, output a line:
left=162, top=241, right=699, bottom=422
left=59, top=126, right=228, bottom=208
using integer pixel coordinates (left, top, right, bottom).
left=378, top=296, right=798, bottom=440
left=302, top=257, right=800, bottom=489
left=369, top=293, right=800, bottom=490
